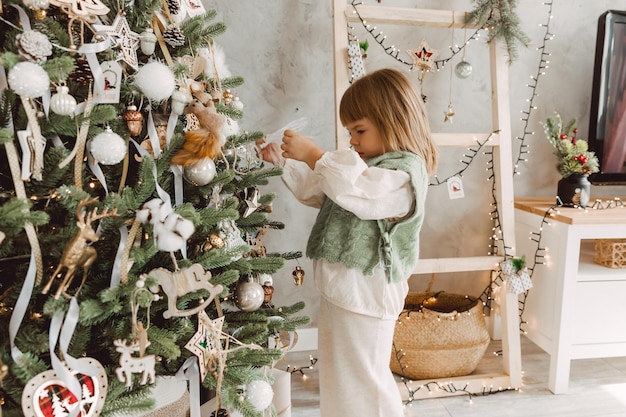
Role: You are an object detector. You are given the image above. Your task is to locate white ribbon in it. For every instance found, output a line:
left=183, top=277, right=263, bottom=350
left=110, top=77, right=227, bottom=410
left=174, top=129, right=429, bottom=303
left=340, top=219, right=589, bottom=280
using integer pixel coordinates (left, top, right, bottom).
left=110, top=224, right=129, bottom=288
left=147, top=109, right=162, bottom=158
left=176, top=357, right=201, bottom=417
left=8, top=252, right=36, bottom=364
left=86, top=143, right=109, bottom=195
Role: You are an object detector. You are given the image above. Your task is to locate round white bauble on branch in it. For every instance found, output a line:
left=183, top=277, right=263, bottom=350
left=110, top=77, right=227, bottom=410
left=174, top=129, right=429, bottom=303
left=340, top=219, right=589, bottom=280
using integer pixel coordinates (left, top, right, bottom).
left=183, top=157, right=217, bottom=186
left=234, top=279, right=264, bottom=312
left=90, top=127, right=127, bottom=165
left=22, top=0, right=49, bottom=8
left=7, top=61, right=50, bottom=98
left=134, top=62, right=176, bottom=102
left=245, top=379, right=274, bottom=412
left=50, top=85, right=77, bottom=116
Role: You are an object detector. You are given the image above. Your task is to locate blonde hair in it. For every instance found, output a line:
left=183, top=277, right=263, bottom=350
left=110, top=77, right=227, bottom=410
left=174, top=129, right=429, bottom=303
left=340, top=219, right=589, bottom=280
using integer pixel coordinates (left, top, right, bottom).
left=339, top=68, right=438, bottom=174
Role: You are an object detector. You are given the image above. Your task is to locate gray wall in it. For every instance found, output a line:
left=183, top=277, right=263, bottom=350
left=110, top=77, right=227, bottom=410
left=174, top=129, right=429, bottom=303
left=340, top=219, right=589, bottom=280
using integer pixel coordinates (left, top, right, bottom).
left=206, top=1, right=626, bottom=327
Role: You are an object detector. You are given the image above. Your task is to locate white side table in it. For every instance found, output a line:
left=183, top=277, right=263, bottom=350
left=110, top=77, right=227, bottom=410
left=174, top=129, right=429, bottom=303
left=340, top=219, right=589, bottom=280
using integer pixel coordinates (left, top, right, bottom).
left=515, top=197, right=626, bottom=394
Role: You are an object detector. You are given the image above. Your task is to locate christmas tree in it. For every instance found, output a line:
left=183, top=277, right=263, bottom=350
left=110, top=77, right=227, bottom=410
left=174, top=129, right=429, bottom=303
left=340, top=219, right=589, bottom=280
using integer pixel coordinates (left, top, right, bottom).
left=0, top=1, right=309, bottom=416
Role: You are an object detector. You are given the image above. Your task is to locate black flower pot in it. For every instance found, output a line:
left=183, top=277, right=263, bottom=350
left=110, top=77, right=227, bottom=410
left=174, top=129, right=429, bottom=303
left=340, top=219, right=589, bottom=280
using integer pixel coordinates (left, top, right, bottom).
left=556, top=173, right=591, bottom=207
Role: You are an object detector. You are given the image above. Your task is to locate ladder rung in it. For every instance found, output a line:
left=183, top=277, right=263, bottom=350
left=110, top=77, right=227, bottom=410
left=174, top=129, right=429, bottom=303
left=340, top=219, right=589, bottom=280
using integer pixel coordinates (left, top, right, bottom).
left=413, top=256, right=504, bottom=274
left=345, top=5, right=475, bottom=29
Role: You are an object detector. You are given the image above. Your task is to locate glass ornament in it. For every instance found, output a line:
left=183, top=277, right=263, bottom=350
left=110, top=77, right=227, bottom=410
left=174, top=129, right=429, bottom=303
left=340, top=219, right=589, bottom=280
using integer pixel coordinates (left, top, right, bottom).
left=455, top=60, right=473, bottom=79
left=140, top=28, right=157, bottom=55
left=90, top=127, right=127, bottom=165
left=50, top=85, right=77, bottom=116
left=233, top=279, right=264, bottom=312
left=183, top=157, right=217, bottom=186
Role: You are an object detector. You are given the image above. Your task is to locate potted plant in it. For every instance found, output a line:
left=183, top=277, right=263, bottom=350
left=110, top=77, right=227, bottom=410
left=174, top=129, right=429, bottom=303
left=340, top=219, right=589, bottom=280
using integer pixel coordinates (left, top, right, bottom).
left=542, top=113, right=599, bottom=207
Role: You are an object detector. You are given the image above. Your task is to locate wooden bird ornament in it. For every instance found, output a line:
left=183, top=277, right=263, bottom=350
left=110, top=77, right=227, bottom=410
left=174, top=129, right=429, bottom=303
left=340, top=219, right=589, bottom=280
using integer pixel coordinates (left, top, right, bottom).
left=171, top=99, right=226, bottom=166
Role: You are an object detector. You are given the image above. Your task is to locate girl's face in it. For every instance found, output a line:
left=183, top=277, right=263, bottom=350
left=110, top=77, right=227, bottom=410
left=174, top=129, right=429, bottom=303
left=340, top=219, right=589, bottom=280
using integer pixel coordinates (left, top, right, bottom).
left=345, top=117, right=385, bottom=160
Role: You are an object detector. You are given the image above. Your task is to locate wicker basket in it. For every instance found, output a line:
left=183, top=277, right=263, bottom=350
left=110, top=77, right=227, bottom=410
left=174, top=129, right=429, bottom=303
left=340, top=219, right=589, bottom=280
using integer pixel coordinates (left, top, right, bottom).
left=594, top=239, right=626, bottom=268
left=390, top=291, right=490, bottom=380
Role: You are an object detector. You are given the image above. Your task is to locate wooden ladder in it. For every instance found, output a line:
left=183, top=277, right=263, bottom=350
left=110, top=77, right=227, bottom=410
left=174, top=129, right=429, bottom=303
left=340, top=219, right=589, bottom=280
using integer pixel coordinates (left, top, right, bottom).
left=332, top=0, right=522, bottom=399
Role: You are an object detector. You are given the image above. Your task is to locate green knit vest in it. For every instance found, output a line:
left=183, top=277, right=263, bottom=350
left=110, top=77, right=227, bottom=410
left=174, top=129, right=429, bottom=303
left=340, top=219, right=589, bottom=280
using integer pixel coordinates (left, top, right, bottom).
left=306, top=151, right=428, bottom=282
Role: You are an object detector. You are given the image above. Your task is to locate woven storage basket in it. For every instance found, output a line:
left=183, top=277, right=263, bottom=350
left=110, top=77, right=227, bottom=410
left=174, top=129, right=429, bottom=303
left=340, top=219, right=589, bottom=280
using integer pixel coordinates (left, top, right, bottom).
left=390, top=291, right=490, bottom=380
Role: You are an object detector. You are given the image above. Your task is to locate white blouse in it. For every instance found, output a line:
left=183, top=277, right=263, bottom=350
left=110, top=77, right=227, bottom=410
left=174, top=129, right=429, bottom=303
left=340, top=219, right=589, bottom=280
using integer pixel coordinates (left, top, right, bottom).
left=281, top=150, right=413, bottom=319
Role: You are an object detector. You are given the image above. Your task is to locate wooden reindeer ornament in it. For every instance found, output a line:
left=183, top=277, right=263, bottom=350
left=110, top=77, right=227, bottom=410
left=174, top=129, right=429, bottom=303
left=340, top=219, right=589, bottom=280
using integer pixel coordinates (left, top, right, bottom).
left=42, top=197, right=119, bottom=299
left=171, top=99, right=226, bottom=166
left=114, top=339, right=156, bottom=388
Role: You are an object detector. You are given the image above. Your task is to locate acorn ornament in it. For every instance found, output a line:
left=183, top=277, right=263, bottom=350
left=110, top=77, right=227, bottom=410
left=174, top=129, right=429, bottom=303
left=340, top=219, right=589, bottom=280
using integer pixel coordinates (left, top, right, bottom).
left=50, top=85, right=77, bottom=116
left=292, top=266, right=305, bottom=286
left=139, top=28, right=157, bottom=55
left=123, top=105, right=144, bottom=136
left=170, top=88, right=192, bottom=116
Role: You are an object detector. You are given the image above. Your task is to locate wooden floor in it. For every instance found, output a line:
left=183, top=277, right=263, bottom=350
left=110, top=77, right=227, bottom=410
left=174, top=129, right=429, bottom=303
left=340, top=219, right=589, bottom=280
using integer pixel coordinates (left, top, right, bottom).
left=282, top=336, right=626, bottom=417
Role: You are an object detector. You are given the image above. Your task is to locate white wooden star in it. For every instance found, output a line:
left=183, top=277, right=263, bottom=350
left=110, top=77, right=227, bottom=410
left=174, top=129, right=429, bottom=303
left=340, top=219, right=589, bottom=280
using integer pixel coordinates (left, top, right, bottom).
left=185, top=312, right=226, bottom=382
left=93, top=12, right=140, bottom=70
left=407, top=39, right=439, bottom=73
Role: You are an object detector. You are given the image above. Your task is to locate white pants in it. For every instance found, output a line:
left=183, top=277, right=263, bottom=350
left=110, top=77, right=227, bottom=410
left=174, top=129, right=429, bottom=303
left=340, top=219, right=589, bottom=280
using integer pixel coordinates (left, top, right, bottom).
left=317, top=297, right=404, bottom=417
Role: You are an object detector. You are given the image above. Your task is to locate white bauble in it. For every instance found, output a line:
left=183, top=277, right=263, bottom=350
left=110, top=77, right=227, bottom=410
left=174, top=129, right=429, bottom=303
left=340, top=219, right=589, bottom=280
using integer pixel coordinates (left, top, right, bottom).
left=90, top=128, right=127, bottom=165
left=234, top=279, right=264, bottom=312
left=8, top=62, right=50, bottom=98
left=455, top=60, right=472, bottom=79
left=245, top=380, right=274, bottom=412
left=134, top=62, right=176, bottom=102
left=50, top=85, right=77, bottom=116
left=183, top=157, right=217, bottom=186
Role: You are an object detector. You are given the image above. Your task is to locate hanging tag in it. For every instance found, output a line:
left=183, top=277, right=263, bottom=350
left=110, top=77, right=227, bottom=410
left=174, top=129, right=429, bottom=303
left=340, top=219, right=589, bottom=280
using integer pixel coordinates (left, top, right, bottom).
left=93, top=61, right=122, bottom=104
left=447, top=175, right=464, bottom=199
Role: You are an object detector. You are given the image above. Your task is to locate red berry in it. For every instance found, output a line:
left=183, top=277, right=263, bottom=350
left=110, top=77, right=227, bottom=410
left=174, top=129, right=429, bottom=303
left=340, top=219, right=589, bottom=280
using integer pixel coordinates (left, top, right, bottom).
left=573, top=128, right=578, bottom=134
left=559, top=134, right=568, bottom=140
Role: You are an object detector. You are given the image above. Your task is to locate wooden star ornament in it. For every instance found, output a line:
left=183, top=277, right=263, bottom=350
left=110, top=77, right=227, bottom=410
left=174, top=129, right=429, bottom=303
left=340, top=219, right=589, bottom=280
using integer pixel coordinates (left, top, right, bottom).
left=93, top=12, right=141, bottom=70
left=407, top=39, right=439, bottom=73
left=185, top=311, right=226, bottom=382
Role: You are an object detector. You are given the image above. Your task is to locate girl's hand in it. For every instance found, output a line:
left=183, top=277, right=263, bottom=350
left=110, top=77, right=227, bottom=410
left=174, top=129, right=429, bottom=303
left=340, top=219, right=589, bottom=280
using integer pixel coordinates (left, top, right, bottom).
left=282, top=130, right=325, bottom=169
left=256, top=138, right=284, bottom=167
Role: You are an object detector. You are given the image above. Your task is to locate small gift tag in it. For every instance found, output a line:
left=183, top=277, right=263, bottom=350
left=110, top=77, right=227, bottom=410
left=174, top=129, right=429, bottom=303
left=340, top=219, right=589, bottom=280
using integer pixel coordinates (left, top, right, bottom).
left=447, top=175, right=464, bottom=199
left=94, top=61, right=121, bottom=104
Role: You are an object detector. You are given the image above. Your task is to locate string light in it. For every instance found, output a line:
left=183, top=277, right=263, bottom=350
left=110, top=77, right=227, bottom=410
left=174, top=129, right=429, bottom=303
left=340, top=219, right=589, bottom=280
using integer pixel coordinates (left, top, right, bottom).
left=285, top=355, right=317, bottom=376
left=348, top=0, right=482, bottom=71
left=513, top=0, right=554, bottom=176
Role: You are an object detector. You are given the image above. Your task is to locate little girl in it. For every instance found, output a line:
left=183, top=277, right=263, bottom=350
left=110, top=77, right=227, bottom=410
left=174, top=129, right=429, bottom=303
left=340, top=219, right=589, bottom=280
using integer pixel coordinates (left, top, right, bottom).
left=261, top=68, right=438, bottom=417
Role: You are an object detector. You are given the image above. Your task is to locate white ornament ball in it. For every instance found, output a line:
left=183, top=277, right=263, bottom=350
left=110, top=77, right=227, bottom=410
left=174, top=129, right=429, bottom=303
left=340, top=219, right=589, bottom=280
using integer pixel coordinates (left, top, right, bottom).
left=90, top=128, right=127, bottom=165
left=134, top=62, right=176, bottom=102
left=245, top=380, right=274, bottom=412
left=50, top=85, right=77, bottom=116
left=234, top=279, right=264, bottom=312
left=455, top=60, right=473, bottom=79
left=8, top=61, right=50, bottom=98
left=183, top=157, right=217, bottom=186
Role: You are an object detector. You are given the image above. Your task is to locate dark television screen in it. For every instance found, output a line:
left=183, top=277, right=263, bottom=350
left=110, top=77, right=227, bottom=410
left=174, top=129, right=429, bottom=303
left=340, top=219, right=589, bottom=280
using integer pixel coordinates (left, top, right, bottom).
left=588, top=10, right=626, bottom=184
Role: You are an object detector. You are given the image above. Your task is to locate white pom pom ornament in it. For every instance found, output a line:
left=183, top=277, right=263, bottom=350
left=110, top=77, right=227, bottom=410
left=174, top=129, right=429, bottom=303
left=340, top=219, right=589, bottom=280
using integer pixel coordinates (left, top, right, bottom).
left=90, top=127, right=127, bottom=165
left=245, top=379, right=274, bottom=412
left=134, top=62, right=176, bottom=102
left=8, top=61, right=50, bottom=98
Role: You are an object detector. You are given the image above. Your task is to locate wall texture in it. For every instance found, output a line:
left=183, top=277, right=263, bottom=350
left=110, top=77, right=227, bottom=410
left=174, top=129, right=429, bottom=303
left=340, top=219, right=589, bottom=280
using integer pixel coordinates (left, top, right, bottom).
left=205, top=0, right=626, bottom=328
